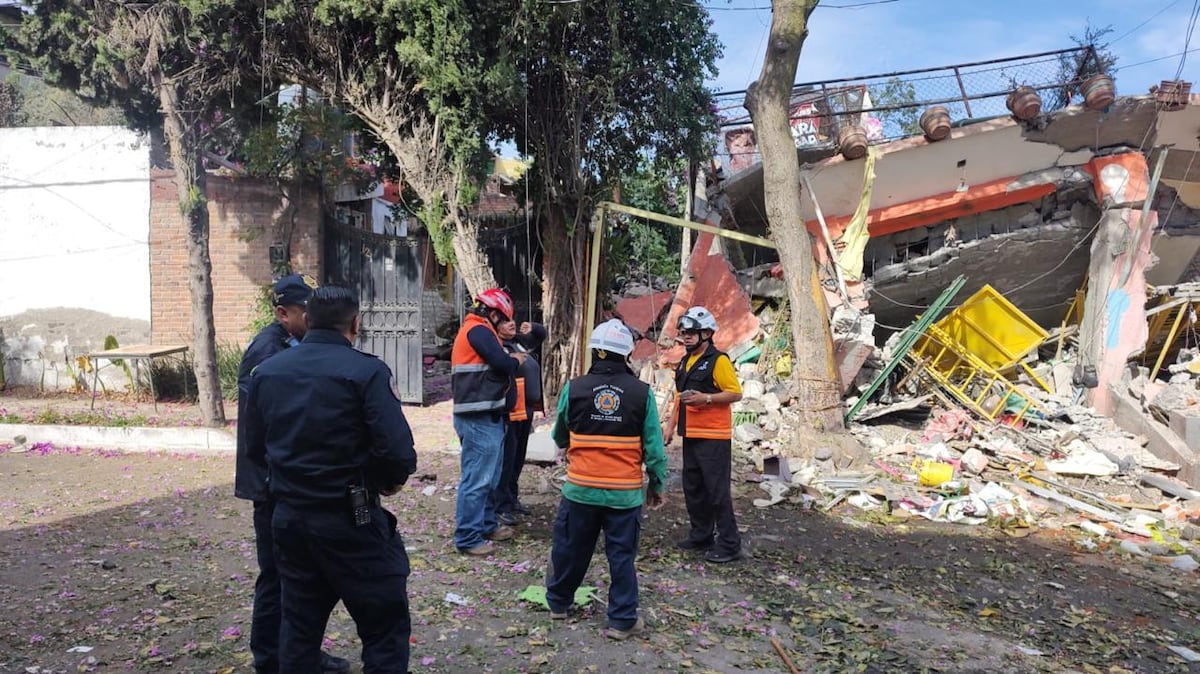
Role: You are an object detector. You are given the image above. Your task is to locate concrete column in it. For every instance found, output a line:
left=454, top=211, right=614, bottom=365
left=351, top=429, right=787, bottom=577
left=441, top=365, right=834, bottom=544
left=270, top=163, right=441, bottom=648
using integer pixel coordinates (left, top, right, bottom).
left=1078, top=153, right=1155, bottom=414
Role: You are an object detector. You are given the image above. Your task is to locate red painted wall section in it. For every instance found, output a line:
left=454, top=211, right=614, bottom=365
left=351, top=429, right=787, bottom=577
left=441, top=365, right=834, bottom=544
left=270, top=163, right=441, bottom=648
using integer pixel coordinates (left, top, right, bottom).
left=804, top=177, right=1056, bottom=241
left=1085, top=153, right=1150, bottom=206
left=655, top=232, right=760, bottom=368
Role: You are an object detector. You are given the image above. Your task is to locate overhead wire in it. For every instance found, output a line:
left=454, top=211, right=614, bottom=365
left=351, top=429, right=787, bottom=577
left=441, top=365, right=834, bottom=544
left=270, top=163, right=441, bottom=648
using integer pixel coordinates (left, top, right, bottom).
left=1105, top=0, right=1181, bottom=47
left=1174, top=0, right=1200, bottom=80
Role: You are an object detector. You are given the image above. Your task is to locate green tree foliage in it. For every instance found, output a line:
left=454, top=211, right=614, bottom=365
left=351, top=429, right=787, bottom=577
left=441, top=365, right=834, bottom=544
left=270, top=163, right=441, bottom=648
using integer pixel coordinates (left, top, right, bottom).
left=503, top=0, right=720, bottom=393
left=869, top=77, right=921, bottom=137
left=2, top=71, right=125, bottom=126
left=609, top=156, right=686, bottom=287
left=3, top=0, right=265, bottom=426
left=0, top=75, right=21, bottom=125
left=265, top=0, right=513, bottom=294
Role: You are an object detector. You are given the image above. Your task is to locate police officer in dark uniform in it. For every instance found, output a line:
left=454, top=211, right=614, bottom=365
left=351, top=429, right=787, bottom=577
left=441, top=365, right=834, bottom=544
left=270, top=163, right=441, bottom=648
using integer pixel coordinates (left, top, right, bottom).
left=243, top=285, right=418, bottom=674
left=234, top=273, right=350, bottom=674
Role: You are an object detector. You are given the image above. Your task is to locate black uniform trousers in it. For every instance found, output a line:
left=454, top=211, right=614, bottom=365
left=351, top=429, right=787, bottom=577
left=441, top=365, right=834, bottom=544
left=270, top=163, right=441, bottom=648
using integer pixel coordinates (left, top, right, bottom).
left=251, top=500, right=282, bottom=674
left=680, top=437, right=742, bottom=554
left=496, top=417, right=533, bottom=514
left=273, top=502, right=411, bottom=674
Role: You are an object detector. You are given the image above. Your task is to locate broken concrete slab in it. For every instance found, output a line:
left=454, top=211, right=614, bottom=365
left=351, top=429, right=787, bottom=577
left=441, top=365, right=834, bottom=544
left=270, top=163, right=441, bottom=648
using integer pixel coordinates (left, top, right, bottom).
left=1109, top=385, right=1200, bottom=487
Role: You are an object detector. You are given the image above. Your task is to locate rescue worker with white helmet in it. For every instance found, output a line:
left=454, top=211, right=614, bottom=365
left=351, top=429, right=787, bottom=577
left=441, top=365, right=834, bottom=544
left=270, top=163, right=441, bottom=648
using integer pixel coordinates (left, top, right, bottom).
left=545, top=319, right=667, bottom=640
left=664, top=306, right=744, bottom=563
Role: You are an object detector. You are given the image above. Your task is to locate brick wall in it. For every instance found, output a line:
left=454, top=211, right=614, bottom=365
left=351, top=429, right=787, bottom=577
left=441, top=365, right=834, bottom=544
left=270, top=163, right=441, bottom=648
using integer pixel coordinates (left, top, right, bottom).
left=150, top=170, right=321, bottom=347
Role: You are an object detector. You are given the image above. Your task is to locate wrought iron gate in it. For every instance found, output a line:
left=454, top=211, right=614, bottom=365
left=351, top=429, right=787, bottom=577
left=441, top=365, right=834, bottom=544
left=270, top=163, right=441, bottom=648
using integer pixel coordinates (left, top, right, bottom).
left=325, top=223, right=424, bottom=403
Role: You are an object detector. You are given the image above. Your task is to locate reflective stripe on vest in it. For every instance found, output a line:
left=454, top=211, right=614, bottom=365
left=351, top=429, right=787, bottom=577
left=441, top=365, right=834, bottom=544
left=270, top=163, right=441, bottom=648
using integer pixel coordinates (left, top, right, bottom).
left=566, top=431, right=644, bottom=490
left=450, top=314, right=508, bottom=414
left=509, top=378, right=528, bottom=422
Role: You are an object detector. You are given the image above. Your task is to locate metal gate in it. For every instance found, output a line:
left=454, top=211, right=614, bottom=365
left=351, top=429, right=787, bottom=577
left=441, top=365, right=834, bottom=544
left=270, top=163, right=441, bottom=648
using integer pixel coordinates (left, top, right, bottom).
left=324, top=223, right=424, bottom=403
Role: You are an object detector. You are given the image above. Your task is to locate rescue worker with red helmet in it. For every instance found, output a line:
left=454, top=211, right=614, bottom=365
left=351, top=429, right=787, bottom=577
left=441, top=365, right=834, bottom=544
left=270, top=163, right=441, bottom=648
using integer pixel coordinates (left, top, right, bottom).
left=451, top=288, right=527, bottom=555
left=663, top=306, right=744, bottom=563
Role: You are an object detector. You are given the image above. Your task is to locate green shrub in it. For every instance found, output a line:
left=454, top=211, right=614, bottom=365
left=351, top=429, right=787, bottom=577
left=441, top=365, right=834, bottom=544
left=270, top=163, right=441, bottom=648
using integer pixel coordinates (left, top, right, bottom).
left=149, top=359, right=198, bottom=402
left=217, top=341, right=244, bottom=401
left=247, top=285, right=276, bottom=335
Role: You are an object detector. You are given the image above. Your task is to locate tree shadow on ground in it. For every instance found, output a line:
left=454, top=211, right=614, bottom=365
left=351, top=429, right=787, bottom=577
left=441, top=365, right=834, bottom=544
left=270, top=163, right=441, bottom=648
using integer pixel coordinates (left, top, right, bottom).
left=0, top=449, right=1197, bottom=674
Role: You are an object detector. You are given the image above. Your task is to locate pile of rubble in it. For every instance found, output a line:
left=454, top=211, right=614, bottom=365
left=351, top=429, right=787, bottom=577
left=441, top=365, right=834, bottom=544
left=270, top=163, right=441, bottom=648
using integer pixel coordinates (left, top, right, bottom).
left=619, top=262, right=1200, bottom=575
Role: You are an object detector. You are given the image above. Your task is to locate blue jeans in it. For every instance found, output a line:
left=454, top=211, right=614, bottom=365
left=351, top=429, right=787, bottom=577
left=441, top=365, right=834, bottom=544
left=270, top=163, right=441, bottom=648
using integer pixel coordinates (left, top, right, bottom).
left=453, top=413, right=506, bottom=550
left=546, top=498, right=642, bottom=630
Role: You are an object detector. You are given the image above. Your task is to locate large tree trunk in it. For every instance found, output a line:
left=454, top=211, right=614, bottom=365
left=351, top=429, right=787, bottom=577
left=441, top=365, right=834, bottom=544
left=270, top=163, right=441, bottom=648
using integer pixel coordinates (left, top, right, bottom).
left=370, top=120, right=497, bottom=299
left=451, top=215, right=496, bottom=299
left=745, top=0, right=842, bottom=431
left=158, top=77, right=225, bottom=427
left=539, top=203, right=588, bottom=403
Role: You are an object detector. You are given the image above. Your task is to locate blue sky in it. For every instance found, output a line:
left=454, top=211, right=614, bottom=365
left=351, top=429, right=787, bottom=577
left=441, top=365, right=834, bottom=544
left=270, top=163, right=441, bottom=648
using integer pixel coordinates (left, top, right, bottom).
left=707, top=0, right=1200, bottom=96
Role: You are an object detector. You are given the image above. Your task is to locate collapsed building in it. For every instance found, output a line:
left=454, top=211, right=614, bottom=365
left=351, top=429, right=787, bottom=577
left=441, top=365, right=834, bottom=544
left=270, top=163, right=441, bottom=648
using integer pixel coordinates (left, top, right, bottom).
left=608, top=51, right=1200, bottom=551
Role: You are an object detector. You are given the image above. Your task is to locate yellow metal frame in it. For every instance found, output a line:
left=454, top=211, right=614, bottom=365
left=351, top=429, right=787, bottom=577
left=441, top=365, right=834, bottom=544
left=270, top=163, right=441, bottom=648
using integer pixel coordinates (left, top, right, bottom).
left=1145, top=294, right=1200, bottom=380
left=916, top=284, right=1051, bottom=394
left=908, top=323, right=1044, bottom=422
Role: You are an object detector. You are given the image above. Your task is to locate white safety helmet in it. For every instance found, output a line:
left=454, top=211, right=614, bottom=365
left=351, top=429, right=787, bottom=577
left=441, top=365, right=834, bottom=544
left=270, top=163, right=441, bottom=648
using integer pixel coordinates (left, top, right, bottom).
left=677, top=306, right=718, bottom=333
left=588, top=319, right=635, bottom=356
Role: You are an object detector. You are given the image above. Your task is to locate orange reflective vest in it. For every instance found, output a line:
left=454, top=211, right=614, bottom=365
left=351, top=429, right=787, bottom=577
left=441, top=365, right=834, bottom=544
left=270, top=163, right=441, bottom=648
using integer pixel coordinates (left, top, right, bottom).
left=564, top=362, right=649, bottom=491
left=674, top=344, right=733, bottom=441
left=509, top=377, right=528, bottom=422
left=450, top=313, right=509, bottom=415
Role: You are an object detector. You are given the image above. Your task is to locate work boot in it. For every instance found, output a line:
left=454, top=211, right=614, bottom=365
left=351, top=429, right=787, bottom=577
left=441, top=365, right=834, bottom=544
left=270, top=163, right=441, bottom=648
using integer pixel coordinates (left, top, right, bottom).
left=604, top=617, right=645, bottom=641
left=704, top=548, right=745, bottom=564
left=488, top=525, right=516, bottom=541
left=320, top=651, right=351, bottom=673
left=458, top=541, right=495, bottom=556
left=497, top=511, right=521, bottom=526
left=675, top=537, right=713, bottom=551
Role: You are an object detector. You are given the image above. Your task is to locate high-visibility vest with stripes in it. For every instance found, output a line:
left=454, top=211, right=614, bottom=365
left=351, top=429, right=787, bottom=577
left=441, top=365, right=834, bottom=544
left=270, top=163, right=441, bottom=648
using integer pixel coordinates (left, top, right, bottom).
left=509, top=377, right=528, bottom=422
left=674, top=343, right=733, bottom=440
left=450, top=313, right=509, bottom=415
left=565, top=362, right=648, bottom=491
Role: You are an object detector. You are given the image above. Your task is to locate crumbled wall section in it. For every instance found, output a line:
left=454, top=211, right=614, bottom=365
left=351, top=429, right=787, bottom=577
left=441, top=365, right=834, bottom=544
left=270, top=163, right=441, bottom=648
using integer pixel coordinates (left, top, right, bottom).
left=149, top=171, right=321, bottom=347
left=864, top=169, right=1098, bottom=331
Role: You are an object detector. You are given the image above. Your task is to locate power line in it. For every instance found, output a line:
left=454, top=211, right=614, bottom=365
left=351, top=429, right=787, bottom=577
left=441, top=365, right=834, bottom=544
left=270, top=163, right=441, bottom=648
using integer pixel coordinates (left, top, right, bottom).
left=1175, top=0, right=1200, bottom=80
left=1106, top=0, right=1181, bottom=47
left=0, top=243, right=143, bottom=263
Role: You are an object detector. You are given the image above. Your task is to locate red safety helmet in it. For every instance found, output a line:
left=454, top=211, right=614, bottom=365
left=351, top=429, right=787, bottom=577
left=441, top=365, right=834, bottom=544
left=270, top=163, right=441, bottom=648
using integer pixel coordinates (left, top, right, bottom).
left=475, top=288, right=514, bottom=321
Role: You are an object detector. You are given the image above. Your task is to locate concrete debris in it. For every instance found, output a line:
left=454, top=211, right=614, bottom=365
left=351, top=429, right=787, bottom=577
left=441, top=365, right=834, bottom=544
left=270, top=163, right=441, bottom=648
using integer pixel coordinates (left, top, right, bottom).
left=605, top=185, right=1200, bottom=575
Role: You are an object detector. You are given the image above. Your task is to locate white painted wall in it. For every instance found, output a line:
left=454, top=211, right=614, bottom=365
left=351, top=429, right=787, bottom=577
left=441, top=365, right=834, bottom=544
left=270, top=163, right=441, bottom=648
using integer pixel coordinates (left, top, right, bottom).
left=0, top=126, right=151, bottom=320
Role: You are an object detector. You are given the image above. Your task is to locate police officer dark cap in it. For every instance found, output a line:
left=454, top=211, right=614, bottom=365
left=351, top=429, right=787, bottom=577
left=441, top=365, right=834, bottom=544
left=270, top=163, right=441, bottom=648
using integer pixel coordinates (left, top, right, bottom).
left=272, top=273, right=319, bottom=307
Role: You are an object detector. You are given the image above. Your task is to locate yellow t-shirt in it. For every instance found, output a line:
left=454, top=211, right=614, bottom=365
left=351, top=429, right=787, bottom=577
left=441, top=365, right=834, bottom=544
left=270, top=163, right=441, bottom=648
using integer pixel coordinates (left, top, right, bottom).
left=685, top=352, right=742, bottom=394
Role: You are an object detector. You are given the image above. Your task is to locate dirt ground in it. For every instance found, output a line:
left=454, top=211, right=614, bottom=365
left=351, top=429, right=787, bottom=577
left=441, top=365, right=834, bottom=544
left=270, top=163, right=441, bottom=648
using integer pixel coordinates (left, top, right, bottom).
left=1, top=389, right=1199, bottom=673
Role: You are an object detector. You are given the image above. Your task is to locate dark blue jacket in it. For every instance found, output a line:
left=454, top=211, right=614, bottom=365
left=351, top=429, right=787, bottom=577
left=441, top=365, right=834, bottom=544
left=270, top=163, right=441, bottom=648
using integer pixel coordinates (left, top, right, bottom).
left=243, top=329, right=417, bottom=507
left=234, top=321, right=295, bottom=501
left=503, top=323, right=547, bottom=411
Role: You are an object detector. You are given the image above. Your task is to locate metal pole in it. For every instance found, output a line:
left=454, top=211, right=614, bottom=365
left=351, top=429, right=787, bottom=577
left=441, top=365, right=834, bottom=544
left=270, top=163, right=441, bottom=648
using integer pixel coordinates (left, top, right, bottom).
left=582, top=205, right=606, bottom=372
left=953, top=67, right=974, bottom=118
left=801, top=174, right=851, bottom=307
left=599, top=201, right=777, bottom=249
